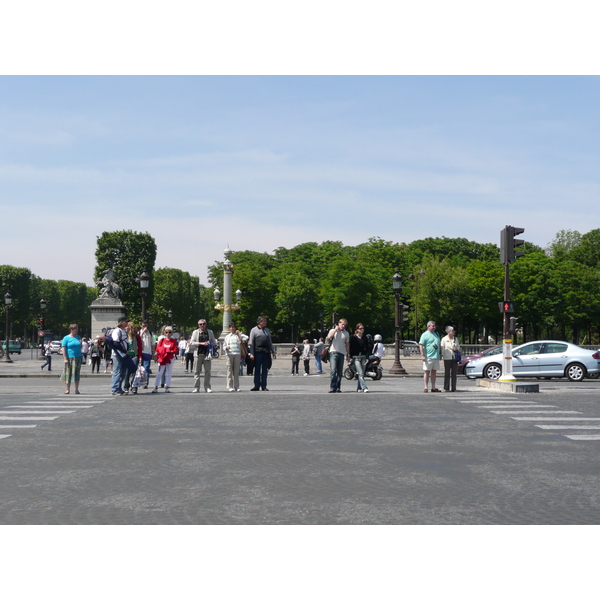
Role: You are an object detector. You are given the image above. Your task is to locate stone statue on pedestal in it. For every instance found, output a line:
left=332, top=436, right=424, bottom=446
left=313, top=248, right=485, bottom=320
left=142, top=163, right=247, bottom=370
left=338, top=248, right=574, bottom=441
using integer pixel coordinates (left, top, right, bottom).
left=96, top=268, right=123, bottom=299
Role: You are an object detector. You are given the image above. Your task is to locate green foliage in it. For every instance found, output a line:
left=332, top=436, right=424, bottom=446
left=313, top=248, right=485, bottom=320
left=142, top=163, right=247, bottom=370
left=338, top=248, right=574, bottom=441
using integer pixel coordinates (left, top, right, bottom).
left=0, top=265, right=32, bottom=337
left=151, top=268, right=201, bottom=333
left=94, top=230, right=157, bottom=321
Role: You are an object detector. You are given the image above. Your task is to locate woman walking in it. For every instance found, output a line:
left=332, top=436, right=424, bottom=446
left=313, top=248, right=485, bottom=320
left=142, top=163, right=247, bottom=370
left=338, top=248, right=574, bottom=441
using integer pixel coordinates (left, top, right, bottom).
left=223, top=322, right=243, bottom=391
left=349, top=323, right=371, bottom=393
left=61, top=324, right=83, bottom=394
left=40, top=340, right=52, bottom=371
left=441, top=326, right=461, bottom=392
left=152, top=327, right=177, bottom=393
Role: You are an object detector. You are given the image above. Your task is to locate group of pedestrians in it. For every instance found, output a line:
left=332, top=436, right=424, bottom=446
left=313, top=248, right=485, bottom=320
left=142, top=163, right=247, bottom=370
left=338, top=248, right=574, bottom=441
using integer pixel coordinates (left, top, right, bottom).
left=52, top=313, right=462, bottom=396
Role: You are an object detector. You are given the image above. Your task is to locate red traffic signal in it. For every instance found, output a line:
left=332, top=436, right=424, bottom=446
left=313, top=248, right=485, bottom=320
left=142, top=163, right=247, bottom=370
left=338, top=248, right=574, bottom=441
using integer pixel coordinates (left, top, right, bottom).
left=498, top=300, right=515, bottom=313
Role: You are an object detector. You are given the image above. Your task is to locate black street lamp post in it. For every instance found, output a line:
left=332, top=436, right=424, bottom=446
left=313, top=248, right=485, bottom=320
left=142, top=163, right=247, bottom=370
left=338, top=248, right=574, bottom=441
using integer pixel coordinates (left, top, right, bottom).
left=137, top=271, right=150, bottom=322
left=39, top=298, right=47, bottom=359
left=389, top=273, right=407, bottom=375
left=2, top=292, right=13, bottom=363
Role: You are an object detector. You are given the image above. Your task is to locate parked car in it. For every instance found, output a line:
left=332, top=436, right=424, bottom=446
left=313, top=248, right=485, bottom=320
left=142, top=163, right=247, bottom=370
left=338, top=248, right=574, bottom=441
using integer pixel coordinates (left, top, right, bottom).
left=459, top=345, right=502, bottom=376
left=50, top=340, right=62, bottom=354
left=465, top=340, right=600, bottom=382
left=1, top=340, right=22, bottom=355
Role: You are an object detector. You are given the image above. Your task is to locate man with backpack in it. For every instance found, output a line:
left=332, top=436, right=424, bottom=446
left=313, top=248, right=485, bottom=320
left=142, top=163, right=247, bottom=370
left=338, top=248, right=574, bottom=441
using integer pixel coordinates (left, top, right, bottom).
left=108, top=317, right=130, bottom=396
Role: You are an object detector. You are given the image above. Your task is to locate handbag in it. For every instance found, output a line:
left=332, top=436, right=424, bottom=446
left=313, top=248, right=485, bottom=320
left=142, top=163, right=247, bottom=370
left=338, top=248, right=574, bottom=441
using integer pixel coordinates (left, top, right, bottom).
left=454, top=349, right=462, bottom=363
left=321, top=338, right=332, bottom=363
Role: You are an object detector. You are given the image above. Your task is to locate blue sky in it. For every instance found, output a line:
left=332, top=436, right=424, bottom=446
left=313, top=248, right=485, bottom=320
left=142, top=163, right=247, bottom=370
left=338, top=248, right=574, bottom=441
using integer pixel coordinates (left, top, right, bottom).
left=2, top=75, right=600, bottom=286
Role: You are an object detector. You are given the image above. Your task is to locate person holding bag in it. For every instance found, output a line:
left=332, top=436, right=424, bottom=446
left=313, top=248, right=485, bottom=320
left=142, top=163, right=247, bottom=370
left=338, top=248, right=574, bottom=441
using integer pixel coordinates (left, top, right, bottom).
left=223, top=321, right=243, bottom=391
left=190, top=319, right=217, bottom=393
left=152, top=327, right=178, bottom=393
left=441, top=325, right=461, bottom=392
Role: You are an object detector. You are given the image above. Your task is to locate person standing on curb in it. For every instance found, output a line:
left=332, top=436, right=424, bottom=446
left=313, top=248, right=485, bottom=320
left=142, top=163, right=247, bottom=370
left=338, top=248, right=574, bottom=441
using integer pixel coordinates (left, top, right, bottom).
left=190, top=319, right=216, bottom=393
left=301, top=339, right=311, bottom=376
left=139, top=321, right=155, bottom=388
left=419, top=320, right=441, bottom=393
left=313, top=338, right=324, bottom=374
left=441, top=325, right=461, bottom=392
left=327, top=318, right=350, bottom=393
left=247, top=316, right=277, bottom=391
left=61, top=324, right=83, bottom=395
left=290, top=342, right=301, bottom=376
left=223, top=321, right=243, bottom=391
left=152, top=327, right=178, bottom=393
left=349, top=323, right=371, bottom=393
left=109, top=317, right=130, bottom=396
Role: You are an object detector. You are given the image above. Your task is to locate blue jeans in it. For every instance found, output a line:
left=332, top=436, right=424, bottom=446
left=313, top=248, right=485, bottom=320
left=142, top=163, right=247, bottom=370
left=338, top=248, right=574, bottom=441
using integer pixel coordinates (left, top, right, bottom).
left=330, top=352, right=345, bottom=391
left=314, top=353, right=323, bottom=373
left=353, top=356, right=368, bottom=391
left=142, top=353, right=152, bottom=380
left=111, top=355, right=125, bottom=393
left=253, top=352, right=270, bottom=389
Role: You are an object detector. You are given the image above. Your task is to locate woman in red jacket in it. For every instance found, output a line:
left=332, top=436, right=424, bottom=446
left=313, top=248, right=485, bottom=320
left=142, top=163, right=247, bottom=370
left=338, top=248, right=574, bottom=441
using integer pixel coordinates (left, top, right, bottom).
left=152, top=327, right=178, bottom=393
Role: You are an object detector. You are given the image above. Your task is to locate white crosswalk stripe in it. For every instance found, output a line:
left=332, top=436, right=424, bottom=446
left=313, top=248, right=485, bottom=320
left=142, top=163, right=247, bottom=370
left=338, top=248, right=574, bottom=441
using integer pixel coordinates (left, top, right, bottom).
left=456, top=394, right=600, bottom=441
left=0, top=435, right=11, bottom=439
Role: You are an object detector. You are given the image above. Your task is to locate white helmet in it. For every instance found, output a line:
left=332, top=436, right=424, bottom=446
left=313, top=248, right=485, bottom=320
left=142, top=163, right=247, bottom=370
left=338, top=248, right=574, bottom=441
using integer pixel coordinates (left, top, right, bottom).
left=374, top=334, right=382, bottom=342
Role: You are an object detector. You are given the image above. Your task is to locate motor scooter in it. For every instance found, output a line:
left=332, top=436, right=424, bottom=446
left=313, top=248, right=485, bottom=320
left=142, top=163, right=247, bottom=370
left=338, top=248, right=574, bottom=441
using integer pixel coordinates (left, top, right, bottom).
left=344, top=355, right=383, bottom=381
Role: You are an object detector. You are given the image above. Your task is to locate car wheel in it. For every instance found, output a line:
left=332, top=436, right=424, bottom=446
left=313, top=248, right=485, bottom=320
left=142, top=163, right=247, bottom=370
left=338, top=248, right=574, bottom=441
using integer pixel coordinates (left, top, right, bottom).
left=566, top=363, right=586, bottom=382
left=483, top=363, right=502, bottom=380
left=343, top=368, right=355, bottom=380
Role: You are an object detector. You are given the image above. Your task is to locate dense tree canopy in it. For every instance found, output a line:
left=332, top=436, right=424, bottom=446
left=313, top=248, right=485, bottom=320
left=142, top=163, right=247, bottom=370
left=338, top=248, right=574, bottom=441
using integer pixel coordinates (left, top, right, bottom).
left=5, top=227, right=600, bottom=346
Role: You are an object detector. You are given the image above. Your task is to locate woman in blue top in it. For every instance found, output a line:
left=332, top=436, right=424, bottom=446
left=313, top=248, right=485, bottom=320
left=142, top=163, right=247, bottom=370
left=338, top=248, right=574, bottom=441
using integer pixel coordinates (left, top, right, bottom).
left=61, top=323, right=83, bottom=394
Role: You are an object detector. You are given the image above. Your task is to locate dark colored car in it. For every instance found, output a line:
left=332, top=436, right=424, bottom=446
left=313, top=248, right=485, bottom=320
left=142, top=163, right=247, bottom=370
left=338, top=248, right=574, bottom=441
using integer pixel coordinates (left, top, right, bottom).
left=459, top=345, right=502, bottom=376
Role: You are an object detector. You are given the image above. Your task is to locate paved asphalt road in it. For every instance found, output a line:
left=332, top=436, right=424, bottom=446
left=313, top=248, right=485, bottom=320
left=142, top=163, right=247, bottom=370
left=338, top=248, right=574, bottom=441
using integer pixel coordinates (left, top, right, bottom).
left=1, top=354, right=600, bottom=524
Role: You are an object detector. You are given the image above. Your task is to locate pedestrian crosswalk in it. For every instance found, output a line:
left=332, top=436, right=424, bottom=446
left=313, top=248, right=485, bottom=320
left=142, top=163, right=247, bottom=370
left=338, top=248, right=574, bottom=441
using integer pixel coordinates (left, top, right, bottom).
left=0, top=394, right=106, bottom=440
left=459, top=394, right=600, bottom=441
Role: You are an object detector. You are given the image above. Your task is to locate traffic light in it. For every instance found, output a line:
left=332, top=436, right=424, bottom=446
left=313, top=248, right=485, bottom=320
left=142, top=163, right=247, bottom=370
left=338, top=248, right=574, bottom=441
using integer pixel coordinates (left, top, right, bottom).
left=509, top=316, right=519, bottom=334
left=400, top=305, right=409, bottom=322
left=500, top=225, right=525, bottom=264
left=498, top=300, right=515, bottom=313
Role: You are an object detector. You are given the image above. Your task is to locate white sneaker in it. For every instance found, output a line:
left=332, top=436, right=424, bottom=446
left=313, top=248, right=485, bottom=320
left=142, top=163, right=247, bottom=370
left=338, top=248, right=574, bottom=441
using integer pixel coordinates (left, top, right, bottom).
left=236, top=388, right=241, bottom=391
left=206, top=388, right=212, bottom=393
left=228, top=388, right=234, bottom=392
left=364, top=389, right=369, bottom=393
left=303, top=373, right=308, bottom=376
left=192, top=389, right=199, bottom=393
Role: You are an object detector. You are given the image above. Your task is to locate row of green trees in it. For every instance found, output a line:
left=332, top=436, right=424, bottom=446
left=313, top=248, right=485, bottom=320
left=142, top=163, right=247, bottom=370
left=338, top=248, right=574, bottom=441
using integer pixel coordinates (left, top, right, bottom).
left=205, top=230, right=600, bottom=345
left=3, top=228, right=600, bottom=345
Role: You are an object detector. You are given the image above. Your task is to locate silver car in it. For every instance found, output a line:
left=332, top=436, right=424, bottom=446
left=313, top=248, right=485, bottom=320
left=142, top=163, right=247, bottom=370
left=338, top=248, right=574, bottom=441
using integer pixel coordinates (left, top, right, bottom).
left=465, top=340, right=600, bottom=382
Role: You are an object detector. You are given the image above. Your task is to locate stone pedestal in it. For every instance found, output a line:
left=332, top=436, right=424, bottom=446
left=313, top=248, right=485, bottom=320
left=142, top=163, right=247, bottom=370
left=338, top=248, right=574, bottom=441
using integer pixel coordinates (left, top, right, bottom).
left=89, top=298, right=126, bottom=339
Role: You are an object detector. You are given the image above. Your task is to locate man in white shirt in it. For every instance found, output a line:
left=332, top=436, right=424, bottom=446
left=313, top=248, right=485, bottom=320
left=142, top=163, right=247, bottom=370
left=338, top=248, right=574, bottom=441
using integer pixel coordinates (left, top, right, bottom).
left=326, top=319, right=350, bottom=393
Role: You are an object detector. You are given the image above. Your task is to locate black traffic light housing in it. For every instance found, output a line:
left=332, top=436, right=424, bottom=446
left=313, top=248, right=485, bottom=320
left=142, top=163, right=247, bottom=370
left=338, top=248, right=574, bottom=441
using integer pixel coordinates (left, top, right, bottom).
left=400, top=305, right=409, bottom=322
left=500, top=225, right=525, bottom=264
